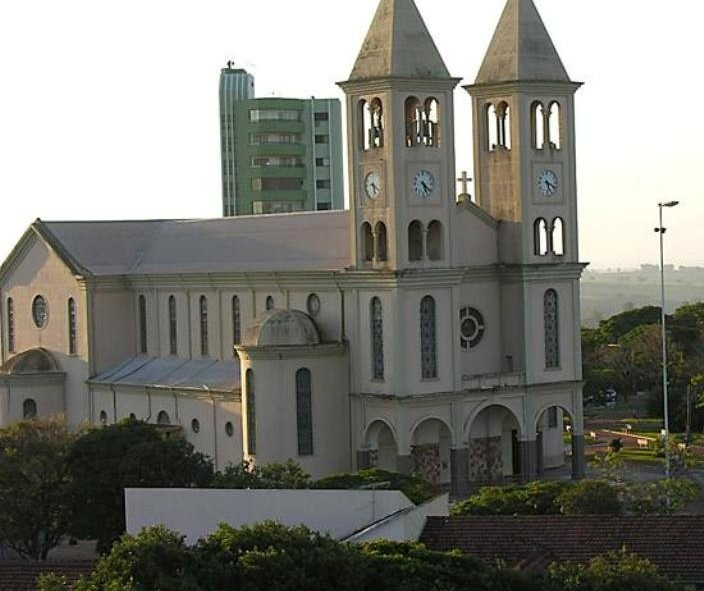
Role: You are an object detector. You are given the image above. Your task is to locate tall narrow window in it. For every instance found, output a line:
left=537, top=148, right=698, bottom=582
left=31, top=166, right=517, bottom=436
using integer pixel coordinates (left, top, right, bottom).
left=168, top=296, right=177, bottom=356
left=370, top=98, right=384, bottom=149
left=138, top=295, right=147, bottom=354
left=534, top=218, right=549, bottom=256
left=497, top=102, right=511, bottom=149
left=362, top=222, right=374, bottom=262
left=423, top=97, right=440, bottom=147
left=199, top=295, right=209, bottom=356
left=405, top=96, right=422, bottom=147
left=265, top=296, right=275, bottom=311
left=375, top=222, right=388, bottom=263
left=486, top=104, right=498, bottom=151
left=420, top=296, right=438, bottom=379
left=552, top=218, right=565, bottom=256
left=23, top=398, right=37, bottom=419
left=532, top=101, right=545, bottom=149
left=296, top=368, right=313, bottom=456
left=246, top=369, right=256, bottom=455
left=544, top=289, right=560, bottom=368
left=408, top=221, right=423, bottom=262
left=548, top=101, right=561, bottom=149
left=7, top=298, right=15, bottom=353
left=371, top=297, right=384, bottom=380
left=427, top=221, right=443, bottom=261
left=68, top=298, right=77, bottom=355
left=359, top=100, right=371, bottom=151
left=232, top=295, right=241, bottom=346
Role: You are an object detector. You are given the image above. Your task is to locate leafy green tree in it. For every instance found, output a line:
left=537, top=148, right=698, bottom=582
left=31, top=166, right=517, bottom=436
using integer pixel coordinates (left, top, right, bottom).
left=0, top=417, right=75, bottom=559
left=452, top=481, right=570, bottom=516
left=312, top=468, right=434, bottom=505
left=626, top=477, right=699, bottom=516
left=212, top=459, right=311, bottom=489
left=66, top=419, right=213, bottom=553
left=557, top=480, right=622, bottom=516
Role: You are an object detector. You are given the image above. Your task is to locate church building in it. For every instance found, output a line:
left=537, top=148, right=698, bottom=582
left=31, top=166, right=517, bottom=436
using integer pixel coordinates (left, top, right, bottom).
left=0, top=0, right=586, bottom=493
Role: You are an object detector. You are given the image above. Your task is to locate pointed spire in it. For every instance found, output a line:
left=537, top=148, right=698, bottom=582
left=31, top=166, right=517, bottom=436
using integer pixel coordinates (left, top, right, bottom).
left=348, top=0, right=451, bottom=81
left=475, top=0, right=569, bottom=85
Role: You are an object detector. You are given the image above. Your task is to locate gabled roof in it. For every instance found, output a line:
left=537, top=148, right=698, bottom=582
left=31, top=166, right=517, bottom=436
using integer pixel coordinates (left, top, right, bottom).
left=475, top=0, right=570, bottom=85
left=1, top=211, right=351, bottom=279
left=348, top=0, right=451, bottom=81
left=421, top=516, right=704, bottom=584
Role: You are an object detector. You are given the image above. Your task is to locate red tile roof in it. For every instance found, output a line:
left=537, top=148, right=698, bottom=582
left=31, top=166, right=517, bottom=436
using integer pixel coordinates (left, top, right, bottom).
left=421, top=516, right=704, bottom=584
left=0, top=561, right=94, bottom=591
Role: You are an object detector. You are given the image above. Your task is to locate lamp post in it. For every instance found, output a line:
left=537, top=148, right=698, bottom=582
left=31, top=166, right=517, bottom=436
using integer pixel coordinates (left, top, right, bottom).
left=654, top=200, right=679, bottom=481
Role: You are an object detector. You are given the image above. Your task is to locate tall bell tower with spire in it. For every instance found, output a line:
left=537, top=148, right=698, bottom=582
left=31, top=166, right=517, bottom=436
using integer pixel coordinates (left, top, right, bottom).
left=339, top=0, right=461, bottom=271
left=466, top=0, right=582, bottom=266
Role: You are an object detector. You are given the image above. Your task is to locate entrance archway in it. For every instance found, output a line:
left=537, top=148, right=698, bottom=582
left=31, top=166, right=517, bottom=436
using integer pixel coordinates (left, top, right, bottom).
left=466, top=405, right=522, bottom=483
left=364, top=420, right=398, bottom=472
left=411, top=418, right=452, bottom=485
left=535, top=405, right=581, bottom=479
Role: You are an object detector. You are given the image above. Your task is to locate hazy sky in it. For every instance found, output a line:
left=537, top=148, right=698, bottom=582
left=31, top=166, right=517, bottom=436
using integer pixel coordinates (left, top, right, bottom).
left=1, top=0, right=702, bottom=269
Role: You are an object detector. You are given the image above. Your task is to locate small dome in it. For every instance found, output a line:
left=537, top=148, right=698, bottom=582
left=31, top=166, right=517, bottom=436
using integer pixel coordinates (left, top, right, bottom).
left=243, top=309, right=321, bottom=347
left=0, top=348, right=60, bottom=374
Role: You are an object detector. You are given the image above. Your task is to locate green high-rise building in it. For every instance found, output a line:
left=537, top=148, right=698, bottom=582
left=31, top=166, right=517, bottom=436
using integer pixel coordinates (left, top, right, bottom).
left=220, top=66, right=344, bottom=216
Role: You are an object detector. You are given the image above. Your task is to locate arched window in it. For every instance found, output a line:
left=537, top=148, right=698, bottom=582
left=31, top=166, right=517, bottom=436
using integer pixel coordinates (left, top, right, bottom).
left=544, top=289, right=560, bottom=369
left=423, top=97, right=440, bottom=147
left=496, top=102, right=511, bottom=149
left=405, top=97, right=422, bottom=147
left=375, top=222, right=388, bottom=263
left=138, top=295, right=147, bottom=354
left=199, top=295, right=209, bottom=357
left=68, top=298, right=77, bottom=355
left=99, top=410, right=108, bottom=425
left=371, top=297, right=384, bottom=380
left=370, top=98, right=384, bottom=149
left=532, top=101, right=545, bottom=149
left=168, top=295, right=177, bottom=356
left=427, top=221, right=443, bottom=261
left=23, top=398, right=37, bottom=419
left=552, top=218, right=565, bottom=256
left=534, top=218, right=549, bottom=256
left=296, top=368, right=313, bottom=456
left=246, top=369, right=256, bottom=455
left=232, top=295, right=241, bottom=346
left=486, top=104, right=498, bottom=151
left=265, top=295, right=275, bottom=310
left=548, top=101, right=561, bottom=149
left=157, top=410, right=170, bottom=425
left=420, top=296, right=437, bottom=379
left=361, top=222, right=374, bottom=262
left=6, top=298, right=14, bottom=353
left=408, top=221, right=423, bottom=262
left=359, top=99, right=371, bottom=151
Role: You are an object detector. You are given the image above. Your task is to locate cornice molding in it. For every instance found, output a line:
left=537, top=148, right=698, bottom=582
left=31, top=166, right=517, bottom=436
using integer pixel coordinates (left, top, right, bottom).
left=236, top=342, right=347, bottom=361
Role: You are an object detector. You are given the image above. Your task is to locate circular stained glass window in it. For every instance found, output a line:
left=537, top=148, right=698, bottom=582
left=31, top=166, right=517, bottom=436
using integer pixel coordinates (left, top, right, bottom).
left=307, top=293, right=321, bottom=317
left=459, top=307, right=485, bottom=350
left=32, top=296, right=48, bottom=328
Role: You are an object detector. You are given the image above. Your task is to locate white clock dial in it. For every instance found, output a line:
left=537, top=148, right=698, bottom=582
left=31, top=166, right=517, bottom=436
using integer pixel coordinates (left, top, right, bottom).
left=538, top=170, right=558, bottom=197
left=413, top=170, right=435, bottom=199
left=364, top=171, right=382, bottom=199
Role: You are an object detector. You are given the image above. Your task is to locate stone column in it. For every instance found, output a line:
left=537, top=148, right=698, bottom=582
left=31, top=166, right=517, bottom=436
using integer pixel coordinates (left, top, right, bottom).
left=519, top=439, right=538, bottom=483
left=450, top=448, right=470, bottom=498
left=572, top=435, right=586, bottom=480
left=396, top=454, right=414, bottom=476
left=357, top=450, right=372, bottom=471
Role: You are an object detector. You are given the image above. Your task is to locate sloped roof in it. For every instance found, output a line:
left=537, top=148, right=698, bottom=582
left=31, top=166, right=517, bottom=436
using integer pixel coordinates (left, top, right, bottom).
left=349, top=0, right=451, bottom=81
left=475, top=0, right=569, bottom=84
left=33, top=210, right=351, bottom=277
left=0, top=562, right=94, bottom=591
left=421, top=516, right=704, bottom=583
left=90, top=356, right=240, bottom=393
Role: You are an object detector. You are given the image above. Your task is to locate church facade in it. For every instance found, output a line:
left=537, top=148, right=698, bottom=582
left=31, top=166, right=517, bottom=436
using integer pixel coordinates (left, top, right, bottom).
left=0, top=0, right=586, bottom=493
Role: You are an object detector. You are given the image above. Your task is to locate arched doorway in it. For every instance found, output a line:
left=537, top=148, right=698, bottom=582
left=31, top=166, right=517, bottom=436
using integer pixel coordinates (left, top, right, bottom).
left=364, top=420, right=398, bottom=472
left=467, top=405, right=522, bottom=483
left=411, top=418, right=452, bottom=486
left=535, top=405, right=580, bottom=479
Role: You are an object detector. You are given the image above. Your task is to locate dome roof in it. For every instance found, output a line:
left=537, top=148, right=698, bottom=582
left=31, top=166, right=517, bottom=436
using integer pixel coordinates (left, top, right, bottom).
left=243, top=309, right=321, bottom=347
left=0, top=348, right=61, bottom=374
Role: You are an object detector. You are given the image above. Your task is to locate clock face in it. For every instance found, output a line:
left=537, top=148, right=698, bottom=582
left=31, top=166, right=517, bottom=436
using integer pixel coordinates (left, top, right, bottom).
left=413, top=170, right=435, bottom=199
left=538, top=170, right=558, bottom=197
left=364, top=171, right=381, bottom=200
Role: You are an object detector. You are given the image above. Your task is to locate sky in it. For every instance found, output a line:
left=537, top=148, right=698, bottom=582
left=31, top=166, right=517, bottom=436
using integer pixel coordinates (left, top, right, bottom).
left=0, top=0, right=702, bottom=270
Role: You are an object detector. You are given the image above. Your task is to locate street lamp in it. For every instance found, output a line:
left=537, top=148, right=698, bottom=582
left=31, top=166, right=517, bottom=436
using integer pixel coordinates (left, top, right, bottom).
left=654, top=200, right=679, bottom=481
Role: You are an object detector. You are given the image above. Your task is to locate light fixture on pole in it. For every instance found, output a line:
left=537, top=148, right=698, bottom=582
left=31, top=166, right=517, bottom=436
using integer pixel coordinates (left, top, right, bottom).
left=654, top=200, right=679, bottom=481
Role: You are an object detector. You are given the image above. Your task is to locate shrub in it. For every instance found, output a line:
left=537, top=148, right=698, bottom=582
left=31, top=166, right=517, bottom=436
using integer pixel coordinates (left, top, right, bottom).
left=627, top=477, right=699, bottom=515
left=558, top=480, right=623, bottom=515
left=452, top=481, right=570, bottom=516
left=312, top=468, right=434, bottom=505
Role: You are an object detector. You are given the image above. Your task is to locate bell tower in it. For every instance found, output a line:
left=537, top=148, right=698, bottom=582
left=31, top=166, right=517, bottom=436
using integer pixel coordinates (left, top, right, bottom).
left=466, top=0, right=582, bottom=266
left=339, top=0, right=461, bottom=271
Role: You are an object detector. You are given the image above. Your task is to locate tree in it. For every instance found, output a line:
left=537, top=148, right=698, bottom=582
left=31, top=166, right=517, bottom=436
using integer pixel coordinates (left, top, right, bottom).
left=557, top=480, right=622, bottom=516
left=66, top=419, right=213, bottom=553
left=0, top=417, right=75, bottom=559
left=312, top=468, right=434, bottom=505
left=452, top=481, right=570, bottom=516
left=212, top=459, right=311, bottom=489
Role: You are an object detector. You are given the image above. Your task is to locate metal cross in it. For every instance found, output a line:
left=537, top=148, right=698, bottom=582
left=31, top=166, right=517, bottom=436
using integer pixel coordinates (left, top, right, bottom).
left=457, top=171, right=472, bottom=195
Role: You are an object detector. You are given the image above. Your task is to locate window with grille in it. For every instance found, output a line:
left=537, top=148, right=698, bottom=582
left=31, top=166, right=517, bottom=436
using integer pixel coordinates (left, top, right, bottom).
left=7, top=298, right=14, bottom=353
left=138, top=295, right=147, bottom=354
left=199, top=296, right=209, bottom=357
left=371, top=297, right=384, bottom=380
left=420, top=296, right=437, bottom=379
left=68, top=298, right=77, bottom=355
left=296, top=368, right=313, bottom=456
left=246, top=369, right=256, bottom=455
left=168, top=296, right=177, bottom=356
left=544, top=289, right=560, bottom=368
left=232, top=295, right=241, bottom=346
